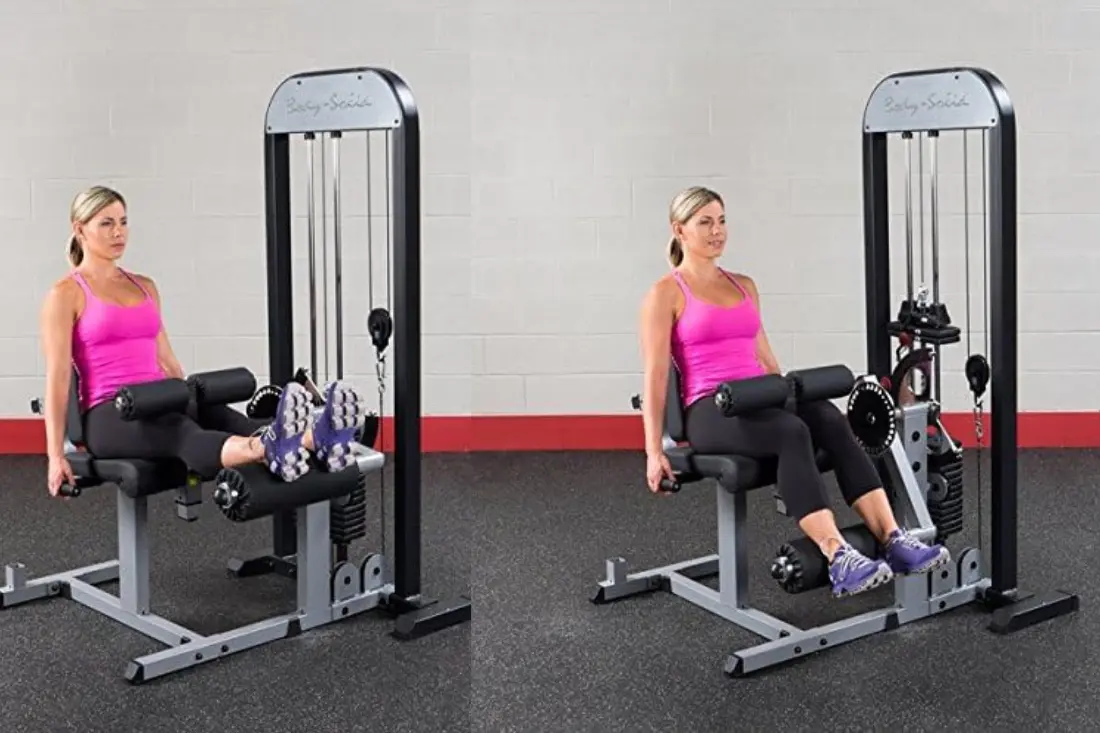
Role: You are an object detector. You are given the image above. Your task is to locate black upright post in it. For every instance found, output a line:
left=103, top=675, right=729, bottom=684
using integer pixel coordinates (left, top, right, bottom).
left=862, top=132, right=892, bottom=378
left=858, top=67, right=1077, bottom=632
left=242, top=67, right=469, bottom=634
left=264, top=132, right=298, bottom=559
left=986, top=103, right=1018, bottom=596
left=391, top=102, right=422, bottom=604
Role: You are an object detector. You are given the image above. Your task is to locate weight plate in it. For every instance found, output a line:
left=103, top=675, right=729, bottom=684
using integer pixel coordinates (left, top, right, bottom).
left=847, top=379, right=897, bottom=456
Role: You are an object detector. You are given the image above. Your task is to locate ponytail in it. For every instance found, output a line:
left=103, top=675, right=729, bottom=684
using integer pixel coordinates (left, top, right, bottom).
left=67, top=235, right=84, bottom=267
left=667, top=236, right=684, bottom=267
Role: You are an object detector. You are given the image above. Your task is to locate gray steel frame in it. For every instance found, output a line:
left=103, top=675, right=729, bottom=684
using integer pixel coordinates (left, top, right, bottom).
left=594, top=398, right=988, bottom=676
left=1, top=447, right=388, bottom=684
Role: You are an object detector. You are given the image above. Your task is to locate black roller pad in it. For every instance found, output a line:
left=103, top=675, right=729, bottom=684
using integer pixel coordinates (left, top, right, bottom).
left=114, top=378, right=192, bottom=420
left=789, top=364, right=855, bottom=402
left=216, top=463, right=362, bottom=522
left=715, top=374, right=790, bottom=416
left=775, top=524, right=879, bottom=594
left=187, top=367, right=257, bottom=407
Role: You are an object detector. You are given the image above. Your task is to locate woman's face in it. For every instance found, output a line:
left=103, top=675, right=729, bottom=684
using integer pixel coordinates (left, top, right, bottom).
left=676, top=200, right=726, bottom=260
left=75, top=201, right=128, bottom=261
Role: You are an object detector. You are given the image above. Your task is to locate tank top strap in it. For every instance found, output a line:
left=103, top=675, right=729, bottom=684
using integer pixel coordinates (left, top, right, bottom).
left=670, top=269, right=695, bottom=302
left=118, top=269, right=152, bottom=300
left=69, top=271, right=93, bottom=297
left=720, top=269, right=751, bottom=301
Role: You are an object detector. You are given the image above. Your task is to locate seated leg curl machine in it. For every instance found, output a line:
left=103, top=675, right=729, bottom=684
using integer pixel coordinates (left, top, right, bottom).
left=593, top=67, right=1079, bottom=676
left=2, top=67, right=470, bottom=684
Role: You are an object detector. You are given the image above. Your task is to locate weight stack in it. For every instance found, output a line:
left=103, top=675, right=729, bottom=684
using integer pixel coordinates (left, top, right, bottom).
left=927, top=449, right=964, bottom=542
left=330, top=473, right=369, bottom=545
left=279, top=473, right=369, bottom=547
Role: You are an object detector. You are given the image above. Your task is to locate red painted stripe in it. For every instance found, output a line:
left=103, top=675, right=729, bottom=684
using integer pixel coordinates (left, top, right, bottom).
left=2, top=412, right=1098, bottom=454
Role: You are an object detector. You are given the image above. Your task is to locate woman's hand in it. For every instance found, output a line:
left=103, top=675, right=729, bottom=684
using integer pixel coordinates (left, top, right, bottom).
left=645, top=451, right=675, bottom=494
left=47, top=455, right=75, bottom=498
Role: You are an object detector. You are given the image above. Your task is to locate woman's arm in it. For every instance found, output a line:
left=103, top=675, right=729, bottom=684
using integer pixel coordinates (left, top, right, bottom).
left=639, top=280, right=677, bottom=456
left=39, top=282, right=78, bottom=460
left=737, top=274, right=782, bottom=375
left=137, top=275, right=186, bottom=379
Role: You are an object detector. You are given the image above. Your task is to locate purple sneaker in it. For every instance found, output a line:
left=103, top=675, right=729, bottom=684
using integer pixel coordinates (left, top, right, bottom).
left=312, top=380, right=367, bottom=472
left=258, top=382, right=312, bottom=482
left=883, top=529, right=951, bottom=575
left=829, top=544, right=893, bottom=598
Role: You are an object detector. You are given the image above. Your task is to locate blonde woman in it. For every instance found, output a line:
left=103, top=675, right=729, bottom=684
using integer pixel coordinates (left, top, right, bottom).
left=638, top=186, right=949, bottom=598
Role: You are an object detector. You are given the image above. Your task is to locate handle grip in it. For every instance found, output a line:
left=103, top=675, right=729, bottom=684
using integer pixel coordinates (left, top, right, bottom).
left=658, top=477, right=681, bottom=493
left=58, top=483, right=82, bottom=498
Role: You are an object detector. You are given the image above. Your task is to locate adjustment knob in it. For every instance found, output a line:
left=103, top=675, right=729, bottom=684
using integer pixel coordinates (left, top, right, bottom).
left=714, top=389, right=730, bottom=412
left=771, top=556, right=793, bottom=581
left=213, top=483, right=238, bottom=508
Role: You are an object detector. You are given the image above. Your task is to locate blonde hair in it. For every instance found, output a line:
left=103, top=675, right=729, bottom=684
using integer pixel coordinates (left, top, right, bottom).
left=667, top=186, right=724, bottom=267
left=68, top=185, right=126, bottom=267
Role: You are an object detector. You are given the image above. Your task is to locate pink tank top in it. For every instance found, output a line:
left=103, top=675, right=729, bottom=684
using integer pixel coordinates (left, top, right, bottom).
left=70, top=270, right=167, bottom=411
left=670, top=269, right=766, bottom=407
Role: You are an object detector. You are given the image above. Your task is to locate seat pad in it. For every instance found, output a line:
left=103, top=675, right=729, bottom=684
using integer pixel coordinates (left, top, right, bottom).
left=68, top=452, right=191, bottom=498
left=667, top=447, right=832, bottom=493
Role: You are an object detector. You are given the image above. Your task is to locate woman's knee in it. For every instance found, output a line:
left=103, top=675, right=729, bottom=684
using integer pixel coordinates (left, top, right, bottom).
left=177, top=431, right=233, bottom=477
left=800, top=399, right=846, bottom=425
left=773, top=412, right=814, bottom=450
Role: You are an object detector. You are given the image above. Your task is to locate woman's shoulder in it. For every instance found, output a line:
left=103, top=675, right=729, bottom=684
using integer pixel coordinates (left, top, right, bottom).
left=46, top=274, right=82, bottom=302
left=124, top=270, right=157, bottom=289
left=646, top=271, right=685, bottom=301
left=723, top=270, right=759, bottom=296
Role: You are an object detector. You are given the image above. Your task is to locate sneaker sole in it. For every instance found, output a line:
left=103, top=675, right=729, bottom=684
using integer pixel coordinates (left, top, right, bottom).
left=832, top=562, right=895, bottom=598
left=316, top=381, right=368, bottom=472
left=266, top=382, right=313, bottom=482
left=892, top=548, right=952, bottom=576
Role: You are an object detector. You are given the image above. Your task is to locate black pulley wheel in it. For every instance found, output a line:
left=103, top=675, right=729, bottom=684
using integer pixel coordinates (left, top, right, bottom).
left=846, top=378, right=897, bottom=456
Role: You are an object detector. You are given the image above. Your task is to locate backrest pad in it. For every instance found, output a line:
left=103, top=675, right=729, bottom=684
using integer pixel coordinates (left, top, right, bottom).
left=65, top=368, right=84, bottom=446
left=665, top=363, right=687, bottom=443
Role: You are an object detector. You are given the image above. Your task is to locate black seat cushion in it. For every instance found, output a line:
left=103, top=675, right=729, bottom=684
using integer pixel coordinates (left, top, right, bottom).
left=68, top=452, right=190, bottom=499
left=667, top=447, right=833, bottom=493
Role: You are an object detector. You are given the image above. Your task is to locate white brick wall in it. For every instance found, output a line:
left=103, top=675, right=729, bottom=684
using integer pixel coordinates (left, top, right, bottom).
left=2, top=1, right=1098, bottom=419
left=0, top=0, right=473, bottom=417
left=467, top=0, right=1100, bottom=417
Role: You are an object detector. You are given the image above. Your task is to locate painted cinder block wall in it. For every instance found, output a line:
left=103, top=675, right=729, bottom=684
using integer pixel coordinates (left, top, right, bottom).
left=2, top=1, right=1097, bottom=451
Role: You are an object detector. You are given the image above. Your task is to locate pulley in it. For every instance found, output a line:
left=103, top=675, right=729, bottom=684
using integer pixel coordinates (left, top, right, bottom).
left=965, top=354, right=990, bottom=401
left=846, top=376, right=898, bottom=456
left=367, top=308, right=393, bottom=354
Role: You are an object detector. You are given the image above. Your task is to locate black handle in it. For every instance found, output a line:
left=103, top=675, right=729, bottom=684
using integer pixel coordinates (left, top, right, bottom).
left=658, top=478, right=681, bottom=493
left=59, top=483, right=82, bottom=498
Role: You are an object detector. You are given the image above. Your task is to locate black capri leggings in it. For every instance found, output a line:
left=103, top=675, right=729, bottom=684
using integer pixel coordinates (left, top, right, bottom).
left=83, top=397, right=265, bottom=479
left=685, top=396, right=883, bottom=521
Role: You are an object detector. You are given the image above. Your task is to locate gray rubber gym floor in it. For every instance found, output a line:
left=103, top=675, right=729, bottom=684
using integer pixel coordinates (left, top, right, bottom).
left=4, top=449, right=1096, bottom=732
left=0, top=455, right=471, bottom=733
left=470, top=449, right=1096, bottom=732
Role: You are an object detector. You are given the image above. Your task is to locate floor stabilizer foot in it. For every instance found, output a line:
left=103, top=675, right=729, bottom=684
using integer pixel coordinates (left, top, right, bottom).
left=226, top=554, right=298, bottom=579
left=125, top=661, right=145, bottom=685
left=723, top=655, right=745, bottom=678
left=987, top=589, right=1080, bottom=635
left=391, top=594, right=471, bottom=640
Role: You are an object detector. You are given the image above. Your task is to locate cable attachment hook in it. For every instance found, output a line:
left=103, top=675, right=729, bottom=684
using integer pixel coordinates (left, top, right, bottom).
left=367, top=307, right=393, bottom=397
left=965, top=353, right=991, bottom=441
left=375, top=355, right=387, bottom=397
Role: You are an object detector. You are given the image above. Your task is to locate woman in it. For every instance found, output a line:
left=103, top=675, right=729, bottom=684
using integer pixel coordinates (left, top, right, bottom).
left=40, top=185, right=364, bottom=497
left=638, top=185, right=950, bottom=598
